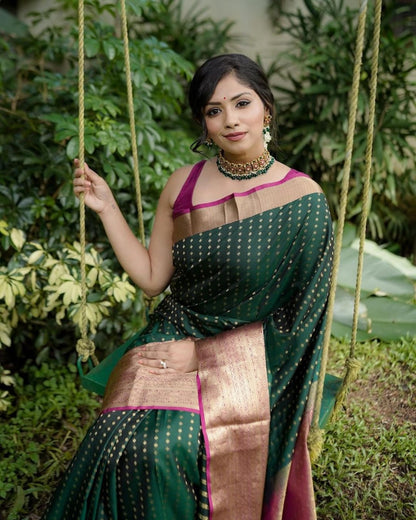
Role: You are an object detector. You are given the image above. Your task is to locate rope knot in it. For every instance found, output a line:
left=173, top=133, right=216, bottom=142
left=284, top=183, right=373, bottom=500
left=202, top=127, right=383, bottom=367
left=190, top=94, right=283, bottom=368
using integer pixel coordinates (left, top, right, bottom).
left=143, top=294, right=156, bottom=313
left=332, top=356, right=361, bottom=418
left=345, top=357, right=361, bottom=375
left=76, top=338, right=96, bottom=362
left=308, top=426, right=324, bottom=464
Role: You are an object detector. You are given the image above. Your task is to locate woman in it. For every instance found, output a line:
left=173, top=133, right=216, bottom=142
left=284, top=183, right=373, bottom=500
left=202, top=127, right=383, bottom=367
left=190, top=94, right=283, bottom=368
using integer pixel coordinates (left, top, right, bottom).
left=43, top=54, right=333, bottom=519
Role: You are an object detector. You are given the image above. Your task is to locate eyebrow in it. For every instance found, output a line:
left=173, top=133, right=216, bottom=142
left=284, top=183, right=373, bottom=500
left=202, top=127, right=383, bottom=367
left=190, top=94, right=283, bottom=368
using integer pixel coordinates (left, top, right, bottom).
left=205, top=92, right=253, bottom=106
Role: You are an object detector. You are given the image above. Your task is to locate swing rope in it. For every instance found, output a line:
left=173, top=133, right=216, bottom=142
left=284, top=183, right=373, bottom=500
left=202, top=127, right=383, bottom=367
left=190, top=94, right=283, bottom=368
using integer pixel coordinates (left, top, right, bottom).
left=119, top=0, right=156, bottom=316
left=332, top=0, right=382, bottom=418
left=76, top=0, right=148, bottom=365
left=119, top=0, right=145, bottom=246
left=76, top=0, right=98, bottom=365
left=309, top=0, right=382, bottom=462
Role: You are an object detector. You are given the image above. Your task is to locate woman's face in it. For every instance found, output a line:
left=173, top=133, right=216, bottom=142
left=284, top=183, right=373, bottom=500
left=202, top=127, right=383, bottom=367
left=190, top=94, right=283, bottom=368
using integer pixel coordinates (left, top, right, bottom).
left=203, top=73, right=268, bottom=162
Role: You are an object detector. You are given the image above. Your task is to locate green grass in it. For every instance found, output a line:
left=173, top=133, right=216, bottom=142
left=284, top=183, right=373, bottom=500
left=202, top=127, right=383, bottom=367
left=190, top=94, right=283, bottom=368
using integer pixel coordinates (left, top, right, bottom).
left=0, top=337, right=415, bottom=519
left=314, top=337, right=416, bottom=519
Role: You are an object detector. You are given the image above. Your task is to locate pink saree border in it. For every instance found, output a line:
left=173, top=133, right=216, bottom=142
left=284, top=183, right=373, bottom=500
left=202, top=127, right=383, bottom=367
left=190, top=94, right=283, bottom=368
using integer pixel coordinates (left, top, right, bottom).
left=262, top=384, right=318, bottom=520
left=174, top=169, right=309, bottom=217
left=101, top=405, right=200, bottom=414
left=196, top=373, right=214, bottom=516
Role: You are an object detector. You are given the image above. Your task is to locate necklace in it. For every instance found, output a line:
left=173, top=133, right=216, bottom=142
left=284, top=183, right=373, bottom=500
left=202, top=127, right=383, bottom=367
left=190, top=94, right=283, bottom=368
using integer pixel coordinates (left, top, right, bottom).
left=216, top=149, right=275, bottom=180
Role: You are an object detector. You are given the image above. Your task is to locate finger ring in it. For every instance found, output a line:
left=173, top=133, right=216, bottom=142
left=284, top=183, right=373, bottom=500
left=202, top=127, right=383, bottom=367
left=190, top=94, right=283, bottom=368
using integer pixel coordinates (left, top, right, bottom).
left=160, top=360, right=167, bottom=369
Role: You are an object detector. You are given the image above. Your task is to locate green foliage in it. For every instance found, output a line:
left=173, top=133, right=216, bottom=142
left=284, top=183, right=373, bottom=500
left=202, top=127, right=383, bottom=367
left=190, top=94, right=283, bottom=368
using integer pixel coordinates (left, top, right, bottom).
left=0, top=219, right=140, bottom=409
left=0, top=361, right=100, bottom=518
left=333, top=225, right=416, bottom=341
left=268, top=0, right=416, bottom=256
left=0, top=0, right=235, bottom=251
left=139, top=0, right=240, bottom=64
left=316, top=404, right=416, bottom=518
left=0, top=0, right=196, bottom=249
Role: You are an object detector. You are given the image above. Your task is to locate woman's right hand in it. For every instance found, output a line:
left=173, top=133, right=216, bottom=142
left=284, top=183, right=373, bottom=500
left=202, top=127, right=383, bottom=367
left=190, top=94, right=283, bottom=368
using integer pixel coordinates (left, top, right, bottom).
left=73, top=159, right=115, bottom=214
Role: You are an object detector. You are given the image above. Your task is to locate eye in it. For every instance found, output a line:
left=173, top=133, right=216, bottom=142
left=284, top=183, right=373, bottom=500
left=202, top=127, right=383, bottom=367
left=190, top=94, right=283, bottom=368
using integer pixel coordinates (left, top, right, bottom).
left=205, top=107, right=221, bottom=117
left=236, top=100, right=250, bottom=108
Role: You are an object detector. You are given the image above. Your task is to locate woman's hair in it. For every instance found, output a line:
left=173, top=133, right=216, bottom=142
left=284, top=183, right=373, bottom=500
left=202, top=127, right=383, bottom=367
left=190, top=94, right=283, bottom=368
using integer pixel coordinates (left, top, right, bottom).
left=188, top=54, right=275, bottom=153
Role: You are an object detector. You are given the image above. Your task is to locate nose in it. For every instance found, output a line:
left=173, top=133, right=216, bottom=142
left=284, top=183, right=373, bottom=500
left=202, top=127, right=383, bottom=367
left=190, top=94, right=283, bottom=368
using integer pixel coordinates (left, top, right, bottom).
left=224, top=108, right=239, bottom=128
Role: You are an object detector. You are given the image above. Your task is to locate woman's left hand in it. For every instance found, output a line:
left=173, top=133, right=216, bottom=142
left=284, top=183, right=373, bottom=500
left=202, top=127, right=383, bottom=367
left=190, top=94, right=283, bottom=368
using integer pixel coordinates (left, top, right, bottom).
left=137, top=338, right=198, bottom=375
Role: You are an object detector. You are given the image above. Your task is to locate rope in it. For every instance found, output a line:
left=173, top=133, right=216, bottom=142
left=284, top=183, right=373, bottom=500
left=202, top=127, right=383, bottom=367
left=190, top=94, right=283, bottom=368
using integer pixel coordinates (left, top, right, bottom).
left=332, top=0, right=382, bottom=418
left=308, top=427, right=325, bottom=465
left=309, top=0, right=369, bottom=462
left=119, top=0, right=155, bottom=318
left=119, top=0, right=145, bottom=246
left=76, top=0, right=98, bottom=366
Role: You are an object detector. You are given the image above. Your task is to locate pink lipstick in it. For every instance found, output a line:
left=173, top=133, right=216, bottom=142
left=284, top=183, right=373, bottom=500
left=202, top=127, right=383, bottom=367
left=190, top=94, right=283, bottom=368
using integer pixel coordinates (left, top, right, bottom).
left=224, top=132, right=246, bottom=141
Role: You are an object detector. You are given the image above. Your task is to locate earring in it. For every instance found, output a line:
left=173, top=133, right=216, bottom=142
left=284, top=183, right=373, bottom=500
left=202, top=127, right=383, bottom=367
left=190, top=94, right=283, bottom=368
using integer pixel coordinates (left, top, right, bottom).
left=204, top=137, right=213, bottom=148
left=263, top=115, right=272, bottom=149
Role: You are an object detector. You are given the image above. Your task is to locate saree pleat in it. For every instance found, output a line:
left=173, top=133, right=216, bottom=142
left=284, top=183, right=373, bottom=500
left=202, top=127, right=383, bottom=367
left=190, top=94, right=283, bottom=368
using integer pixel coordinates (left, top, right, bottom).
left=43, top=171, right=333, bottom=519
left=44, top=409, right=208, bottom=520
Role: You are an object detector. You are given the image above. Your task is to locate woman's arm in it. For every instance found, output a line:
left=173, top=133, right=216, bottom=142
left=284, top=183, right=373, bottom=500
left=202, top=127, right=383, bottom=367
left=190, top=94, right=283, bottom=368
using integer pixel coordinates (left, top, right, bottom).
left=73, top=160, right=185, bottom=296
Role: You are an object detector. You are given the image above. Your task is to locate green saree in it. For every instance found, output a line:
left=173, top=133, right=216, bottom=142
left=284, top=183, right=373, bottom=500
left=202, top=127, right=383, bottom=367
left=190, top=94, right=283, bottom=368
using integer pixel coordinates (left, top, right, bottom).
left=43, top=162, right=333, bottom=519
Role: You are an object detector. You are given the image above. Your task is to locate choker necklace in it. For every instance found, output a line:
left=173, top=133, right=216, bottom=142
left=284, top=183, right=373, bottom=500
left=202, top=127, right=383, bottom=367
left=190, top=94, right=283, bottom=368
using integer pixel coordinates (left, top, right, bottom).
left=216, top=149, right=275, bottom=180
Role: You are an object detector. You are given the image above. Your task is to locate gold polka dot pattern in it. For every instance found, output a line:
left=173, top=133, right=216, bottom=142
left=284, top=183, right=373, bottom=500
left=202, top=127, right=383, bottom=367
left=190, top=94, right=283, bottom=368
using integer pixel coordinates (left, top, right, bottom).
left=43, top=409, right=209, bottom=519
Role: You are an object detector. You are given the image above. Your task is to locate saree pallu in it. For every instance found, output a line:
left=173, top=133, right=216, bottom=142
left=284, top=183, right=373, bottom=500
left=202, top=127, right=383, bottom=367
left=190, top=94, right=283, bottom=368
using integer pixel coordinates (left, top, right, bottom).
left=43, top=170, right=333, bottom=520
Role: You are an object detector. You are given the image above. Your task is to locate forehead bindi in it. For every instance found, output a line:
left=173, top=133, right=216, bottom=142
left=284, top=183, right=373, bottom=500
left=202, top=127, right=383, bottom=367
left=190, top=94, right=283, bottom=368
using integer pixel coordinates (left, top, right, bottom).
left=207, top=74, right=257, bottom=105
left=206, top=91, right=253, bottom=106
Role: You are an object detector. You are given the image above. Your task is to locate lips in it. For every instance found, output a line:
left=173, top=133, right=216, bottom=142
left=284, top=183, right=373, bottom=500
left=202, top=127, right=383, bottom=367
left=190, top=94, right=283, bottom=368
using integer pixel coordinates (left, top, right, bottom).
left=224, top=132, right=246, bottom=141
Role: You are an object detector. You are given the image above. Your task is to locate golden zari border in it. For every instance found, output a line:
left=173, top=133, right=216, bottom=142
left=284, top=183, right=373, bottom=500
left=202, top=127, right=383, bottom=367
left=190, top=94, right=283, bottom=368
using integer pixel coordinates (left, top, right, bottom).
left=102, top=346, right=199, bottom=412
left=197, top=322, right=270, bottom=520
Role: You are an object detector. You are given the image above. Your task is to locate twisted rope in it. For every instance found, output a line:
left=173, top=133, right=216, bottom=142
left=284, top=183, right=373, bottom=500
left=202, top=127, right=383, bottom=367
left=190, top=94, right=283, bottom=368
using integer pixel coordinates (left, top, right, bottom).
left=119, top=0, right=145, bottom=246
left=309, top=0, right=369, bottom=462
left=332, top=0, right=382, bottom=418
left=119, top=0, right=155, bottom=318
left=76, top=0, right=98, bottom=366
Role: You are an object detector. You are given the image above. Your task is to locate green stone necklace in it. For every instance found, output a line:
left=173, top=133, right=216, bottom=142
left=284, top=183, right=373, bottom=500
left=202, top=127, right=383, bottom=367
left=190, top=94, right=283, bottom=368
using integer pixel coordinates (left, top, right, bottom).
left=216, top=149, right=275, bottom=180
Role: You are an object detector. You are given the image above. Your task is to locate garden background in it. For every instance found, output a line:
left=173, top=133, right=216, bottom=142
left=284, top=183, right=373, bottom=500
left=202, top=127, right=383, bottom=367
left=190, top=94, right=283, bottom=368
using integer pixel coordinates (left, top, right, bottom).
left=0, top=0, right=415, bottom=518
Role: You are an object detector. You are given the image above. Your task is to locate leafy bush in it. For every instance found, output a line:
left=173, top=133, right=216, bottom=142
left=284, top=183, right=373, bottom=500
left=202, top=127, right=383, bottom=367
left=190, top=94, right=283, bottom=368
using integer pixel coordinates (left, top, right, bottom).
left=268, top=0, right=416, bottom=257
left=0, top=219, right=139, bottom=410
left=139, top=0, right=240, bottom=64
left=0, top=0, right=196, bottom=249
left=0, top=361, right=100, bottom=519
left=0, top=0, right=236, bottom=249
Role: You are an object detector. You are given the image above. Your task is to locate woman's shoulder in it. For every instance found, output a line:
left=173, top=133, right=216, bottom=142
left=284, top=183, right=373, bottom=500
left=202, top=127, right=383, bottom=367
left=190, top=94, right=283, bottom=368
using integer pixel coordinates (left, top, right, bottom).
left=278, top=163, right=323, bottom=194
left=163, top=161, right=206, bottom=209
